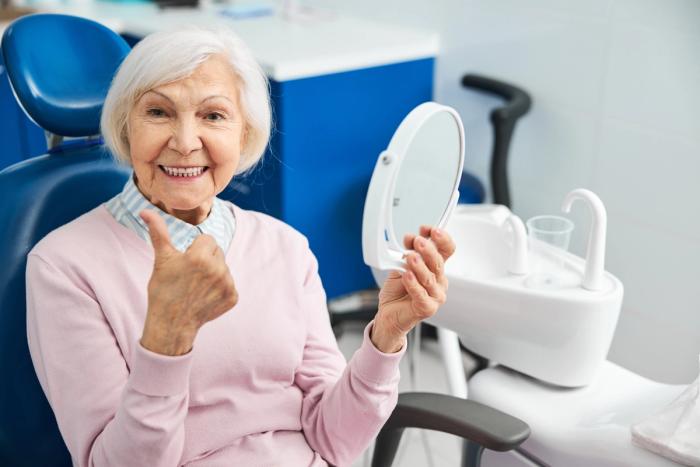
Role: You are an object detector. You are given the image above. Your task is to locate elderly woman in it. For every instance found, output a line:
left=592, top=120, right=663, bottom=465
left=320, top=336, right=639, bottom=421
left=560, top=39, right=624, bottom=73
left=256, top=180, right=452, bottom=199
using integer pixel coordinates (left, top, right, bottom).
left=25, top=26, right=454, bottom=467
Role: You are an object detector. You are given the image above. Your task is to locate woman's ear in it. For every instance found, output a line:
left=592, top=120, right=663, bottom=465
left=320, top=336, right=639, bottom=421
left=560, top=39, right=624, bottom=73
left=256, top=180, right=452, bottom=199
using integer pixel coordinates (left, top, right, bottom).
left=121, top=117, right=131, bottom=145
left=119, top=127, right=133, bottom=166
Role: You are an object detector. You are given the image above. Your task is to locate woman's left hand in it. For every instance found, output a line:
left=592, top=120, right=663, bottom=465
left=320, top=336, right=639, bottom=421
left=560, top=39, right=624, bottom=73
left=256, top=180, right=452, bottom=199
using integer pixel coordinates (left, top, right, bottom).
left=371, top=225, right=456, bottom=353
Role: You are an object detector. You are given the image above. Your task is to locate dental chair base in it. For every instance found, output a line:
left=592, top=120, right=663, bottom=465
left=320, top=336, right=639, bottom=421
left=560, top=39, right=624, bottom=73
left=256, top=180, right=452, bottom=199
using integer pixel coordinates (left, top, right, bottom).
left=469, top=361, right=687, bottom=467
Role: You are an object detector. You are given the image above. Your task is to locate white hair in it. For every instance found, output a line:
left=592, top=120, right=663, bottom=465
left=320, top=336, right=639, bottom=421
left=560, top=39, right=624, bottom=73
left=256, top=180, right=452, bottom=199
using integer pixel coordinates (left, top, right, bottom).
left=101, top=26, right=271, bottom=175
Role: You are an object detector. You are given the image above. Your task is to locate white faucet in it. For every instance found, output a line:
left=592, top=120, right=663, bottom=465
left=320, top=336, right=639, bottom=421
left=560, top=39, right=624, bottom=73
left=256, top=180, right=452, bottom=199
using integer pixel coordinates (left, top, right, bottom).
left=561, top=188, right=607, bottom=291
left=503, top=214, right=529, bottom=275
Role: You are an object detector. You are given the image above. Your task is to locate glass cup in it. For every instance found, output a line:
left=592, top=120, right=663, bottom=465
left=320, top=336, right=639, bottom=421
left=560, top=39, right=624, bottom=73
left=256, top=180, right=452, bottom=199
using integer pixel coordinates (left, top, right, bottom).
left=525, top=215, right=574, bottom=289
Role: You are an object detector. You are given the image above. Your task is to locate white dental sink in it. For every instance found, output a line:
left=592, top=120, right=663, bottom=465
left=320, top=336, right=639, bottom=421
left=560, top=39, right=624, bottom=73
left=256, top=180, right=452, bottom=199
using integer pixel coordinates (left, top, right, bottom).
left=428, top=203, right=624, bottom=388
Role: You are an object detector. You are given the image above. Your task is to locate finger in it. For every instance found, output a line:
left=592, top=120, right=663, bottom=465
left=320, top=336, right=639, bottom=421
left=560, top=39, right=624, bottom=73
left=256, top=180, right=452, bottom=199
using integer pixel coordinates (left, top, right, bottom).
left=403, top=227, right=432, bottom=250
left=413, top=235, right=445, bottom=280
left=212, top=243, right=225, bottom=260
left=140, top=210, right=176, bottom=259
left=421, top=225, right=456, bottom=261
left=187, top=234, right=219, bottom=256
left=403, top=233, right=414, bottom=250
left=419, top=225, right=433, bottom=238
left=402, top=270, right=436, bottom=318
left=386, top=270, right=403, bottom=281
left=406, top=252, right=443, bottom=300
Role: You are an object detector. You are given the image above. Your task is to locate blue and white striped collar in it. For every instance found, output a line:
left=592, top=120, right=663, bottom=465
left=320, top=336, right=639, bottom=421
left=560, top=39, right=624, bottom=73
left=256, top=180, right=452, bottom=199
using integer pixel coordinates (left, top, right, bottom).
left=105, top=173, right=235, bottom=253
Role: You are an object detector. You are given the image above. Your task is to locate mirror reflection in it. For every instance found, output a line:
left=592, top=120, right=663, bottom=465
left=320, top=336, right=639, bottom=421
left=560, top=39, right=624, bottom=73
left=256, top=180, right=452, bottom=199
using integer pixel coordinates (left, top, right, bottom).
left=391, top=110, right=462, bottom=248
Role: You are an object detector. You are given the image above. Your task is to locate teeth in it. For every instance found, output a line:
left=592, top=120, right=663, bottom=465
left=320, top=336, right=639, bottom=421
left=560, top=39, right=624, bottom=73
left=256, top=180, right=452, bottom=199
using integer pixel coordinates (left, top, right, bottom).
left=162, top=166, right=206, bottom=177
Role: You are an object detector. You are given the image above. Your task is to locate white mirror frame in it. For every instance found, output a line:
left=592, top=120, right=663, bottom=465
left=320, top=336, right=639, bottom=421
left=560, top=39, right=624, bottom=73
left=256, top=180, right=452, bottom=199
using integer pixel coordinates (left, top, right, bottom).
left=362, top=102, right=465, bottom=272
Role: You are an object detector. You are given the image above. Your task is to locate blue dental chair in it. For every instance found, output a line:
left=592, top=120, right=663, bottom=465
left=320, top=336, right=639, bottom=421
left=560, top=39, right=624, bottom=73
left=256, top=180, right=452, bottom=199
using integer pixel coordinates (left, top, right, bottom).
left=0, top=14, right=528, bottom=466
left=0, top=14, right=132, bottom=466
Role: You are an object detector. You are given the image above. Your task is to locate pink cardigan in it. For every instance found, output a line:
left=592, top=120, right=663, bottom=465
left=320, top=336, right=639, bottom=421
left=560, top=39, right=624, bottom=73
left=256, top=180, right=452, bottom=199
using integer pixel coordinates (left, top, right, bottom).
left=26, top=203, right=406, bottom=466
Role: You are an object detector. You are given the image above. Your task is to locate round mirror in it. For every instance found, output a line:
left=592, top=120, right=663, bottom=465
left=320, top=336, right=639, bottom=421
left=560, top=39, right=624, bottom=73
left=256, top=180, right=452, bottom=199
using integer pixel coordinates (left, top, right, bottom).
left=362, top=102, right=465, bottom=273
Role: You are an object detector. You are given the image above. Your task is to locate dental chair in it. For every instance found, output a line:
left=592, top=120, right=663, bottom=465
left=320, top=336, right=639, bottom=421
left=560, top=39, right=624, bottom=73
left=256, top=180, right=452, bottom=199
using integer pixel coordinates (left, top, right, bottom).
left=0, top=14, right=529, bottom=466
left=432, top=74, right=691, bottom=467
left=0, top=13, right=132, bottom=467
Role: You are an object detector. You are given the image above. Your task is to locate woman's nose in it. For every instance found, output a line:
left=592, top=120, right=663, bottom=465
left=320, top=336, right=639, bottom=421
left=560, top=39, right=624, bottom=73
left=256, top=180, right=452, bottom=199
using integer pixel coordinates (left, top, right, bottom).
left=168, top=118, right=203, bottom=156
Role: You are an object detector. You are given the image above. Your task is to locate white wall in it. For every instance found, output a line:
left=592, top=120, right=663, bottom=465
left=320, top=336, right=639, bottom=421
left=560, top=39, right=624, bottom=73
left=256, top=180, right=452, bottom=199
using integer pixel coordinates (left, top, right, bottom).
left=303, top=0, right=700, bottom=383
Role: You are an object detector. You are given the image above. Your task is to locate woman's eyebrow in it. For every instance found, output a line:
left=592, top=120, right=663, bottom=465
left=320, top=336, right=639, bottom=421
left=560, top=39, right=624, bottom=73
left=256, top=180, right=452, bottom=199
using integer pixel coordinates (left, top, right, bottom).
left=143, top=90, right=174, bottom=103
left=142, top=91, right=233, bottom=106
left=199, top=95, right=234, bottom=105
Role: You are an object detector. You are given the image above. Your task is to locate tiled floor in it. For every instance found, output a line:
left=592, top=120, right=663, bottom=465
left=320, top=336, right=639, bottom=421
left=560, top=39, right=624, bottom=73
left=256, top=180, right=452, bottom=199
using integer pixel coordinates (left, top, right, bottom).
left=335, top=321, right=466, bottom=467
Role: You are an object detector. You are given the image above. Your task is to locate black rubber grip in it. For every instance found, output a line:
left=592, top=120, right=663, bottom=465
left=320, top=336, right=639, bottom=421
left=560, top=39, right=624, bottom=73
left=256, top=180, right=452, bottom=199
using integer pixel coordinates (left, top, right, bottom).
left=372, top=392, right=530, bottom=467
left=461, top=74, right=532, bottom=208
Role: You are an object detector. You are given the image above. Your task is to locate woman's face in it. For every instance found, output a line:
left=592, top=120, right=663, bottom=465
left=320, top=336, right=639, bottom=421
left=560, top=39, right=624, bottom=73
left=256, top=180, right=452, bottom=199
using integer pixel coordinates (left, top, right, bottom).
left=127, top=54, right=246, bottom=224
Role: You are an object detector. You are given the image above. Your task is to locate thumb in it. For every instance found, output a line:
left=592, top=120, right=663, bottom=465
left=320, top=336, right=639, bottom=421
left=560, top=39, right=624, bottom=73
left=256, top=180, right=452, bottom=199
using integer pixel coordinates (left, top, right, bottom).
left=140, top=209, right=176, bottom=260
left=378, top=270, right=406, bottom=304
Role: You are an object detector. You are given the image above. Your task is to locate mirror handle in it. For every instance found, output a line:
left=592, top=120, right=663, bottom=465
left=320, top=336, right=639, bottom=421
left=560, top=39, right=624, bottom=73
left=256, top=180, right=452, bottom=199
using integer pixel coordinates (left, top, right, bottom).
left=380, top=247, right=407, bottom=273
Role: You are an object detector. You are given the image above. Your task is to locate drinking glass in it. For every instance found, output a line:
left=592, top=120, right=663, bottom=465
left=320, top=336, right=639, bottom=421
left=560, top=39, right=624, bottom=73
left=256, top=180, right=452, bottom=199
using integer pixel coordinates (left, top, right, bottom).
left=525, top=215, right=574, bottom=288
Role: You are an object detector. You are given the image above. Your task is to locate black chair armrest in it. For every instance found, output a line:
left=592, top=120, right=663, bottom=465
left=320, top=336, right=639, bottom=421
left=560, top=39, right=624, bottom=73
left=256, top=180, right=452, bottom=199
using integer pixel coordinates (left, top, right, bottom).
left=372, top=392, right=530, bottom=467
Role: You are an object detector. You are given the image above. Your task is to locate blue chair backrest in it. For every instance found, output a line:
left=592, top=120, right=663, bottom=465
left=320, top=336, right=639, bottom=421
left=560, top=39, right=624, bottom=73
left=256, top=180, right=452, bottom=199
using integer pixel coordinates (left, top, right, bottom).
left=0, top=14, right=131, bottom=466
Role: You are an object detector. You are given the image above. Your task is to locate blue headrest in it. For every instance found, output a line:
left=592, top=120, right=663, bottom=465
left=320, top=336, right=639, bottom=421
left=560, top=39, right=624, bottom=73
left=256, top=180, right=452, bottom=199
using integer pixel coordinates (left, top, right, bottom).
left=1, top=14, right=130, bottom=137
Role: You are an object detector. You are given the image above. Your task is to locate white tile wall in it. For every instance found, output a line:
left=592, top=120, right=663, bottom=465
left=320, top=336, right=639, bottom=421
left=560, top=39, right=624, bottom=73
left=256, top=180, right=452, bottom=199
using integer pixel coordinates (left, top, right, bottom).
left=593, top=119, right=699, bottom=239
left=295, top=0, right=700, bottom=382
left=602, top=23, right=700, bottom=142
left=612, top=0, right=700, bottom=34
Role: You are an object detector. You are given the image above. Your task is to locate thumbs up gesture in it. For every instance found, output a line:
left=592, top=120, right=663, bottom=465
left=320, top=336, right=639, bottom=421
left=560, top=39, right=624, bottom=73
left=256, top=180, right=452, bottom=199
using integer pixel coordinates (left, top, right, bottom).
left=139, top=210, right=238, bottom=356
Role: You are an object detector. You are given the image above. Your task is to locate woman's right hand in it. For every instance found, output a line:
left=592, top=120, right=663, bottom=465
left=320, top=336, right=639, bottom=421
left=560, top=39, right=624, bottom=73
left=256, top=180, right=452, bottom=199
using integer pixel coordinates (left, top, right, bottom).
left=138, top=210, right=238, bottom=356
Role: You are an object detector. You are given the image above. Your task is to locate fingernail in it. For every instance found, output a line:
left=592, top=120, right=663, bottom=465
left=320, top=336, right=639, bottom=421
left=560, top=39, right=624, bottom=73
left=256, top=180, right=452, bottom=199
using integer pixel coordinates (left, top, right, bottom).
left=405, top=271, right=414, bottom=280
left=433, top=228, right=442, bottom=237
left=416, top=237, right=425, bottom=247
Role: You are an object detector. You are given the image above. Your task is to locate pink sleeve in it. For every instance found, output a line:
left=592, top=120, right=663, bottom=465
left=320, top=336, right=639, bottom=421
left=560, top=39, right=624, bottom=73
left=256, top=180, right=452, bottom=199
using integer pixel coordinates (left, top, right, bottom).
left=294, top=247, right=406, bottom=467
left=26, top=254, right=193, bottom=467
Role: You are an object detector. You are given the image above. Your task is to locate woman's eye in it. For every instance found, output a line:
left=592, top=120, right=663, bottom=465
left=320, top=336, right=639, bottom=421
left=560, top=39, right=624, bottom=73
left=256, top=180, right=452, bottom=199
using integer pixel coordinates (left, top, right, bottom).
left=146, top=108, right=166, bottom=117
left=205, top=112, right=225, bottom=121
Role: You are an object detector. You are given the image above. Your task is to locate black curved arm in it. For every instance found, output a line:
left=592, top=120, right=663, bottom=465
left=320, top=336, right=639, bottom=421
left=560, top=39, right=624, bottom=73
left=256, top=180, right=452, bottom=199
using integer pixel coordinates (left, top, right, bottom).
left=461, top=74, right=532, bottom=208
left=371, top=392, right=530, bottom=467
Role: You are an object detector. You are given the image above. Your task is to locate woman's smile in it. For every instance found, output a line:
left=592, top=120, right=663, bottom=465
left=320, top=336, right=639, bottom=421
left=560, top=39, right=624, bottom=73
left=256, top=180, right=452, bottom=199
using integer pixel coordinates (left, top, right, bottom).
left=158, top=164, right=210, bottom=181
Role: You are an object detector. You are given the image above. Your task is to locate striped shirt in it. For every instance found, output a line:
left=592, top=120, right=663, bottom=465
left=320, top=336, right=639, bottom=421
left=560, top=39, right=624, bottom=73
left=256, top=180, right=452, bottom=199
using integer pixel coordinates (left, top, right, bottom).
left=104, top=173, right=235, bottom=253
